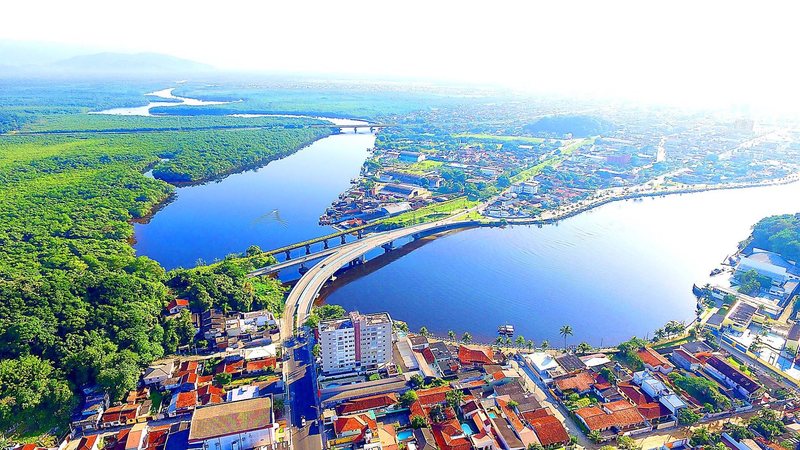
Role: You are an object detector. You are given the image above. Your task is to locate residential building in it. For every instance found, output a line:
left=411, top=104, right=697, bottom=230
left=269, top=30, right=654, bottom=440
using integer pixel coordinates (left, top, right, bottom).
left=704, top=356, right=763, bottom=401
left=166, top=299, right=189, bottom=315
left=318, top=311, right=393, bottom=374
left=723, top=301, right=758, bottom=333
left=528, top=415, right=570, bottom=447
left=671, top=348, right=701, bottom=371
left=187, top=398, right=277, bottom=450
left=574, top=400, right=649, bottom=441
left=458, top=345, right=494, bottom=366
left=143, top=360, right=175, bottom=386
left=637, top=347, right=673, bottom=374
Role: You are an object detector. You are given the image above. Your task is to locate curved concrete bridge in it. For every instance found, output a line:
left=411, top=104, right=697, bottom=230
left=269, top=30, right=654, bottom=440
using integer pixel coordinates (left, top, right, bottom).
left=254, top=213, right=484, bottom=341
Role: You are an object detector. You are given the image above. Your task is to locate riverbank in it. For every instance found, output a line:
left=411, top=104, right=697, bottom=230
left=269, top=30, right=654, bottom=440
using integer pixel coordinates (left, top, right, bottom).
left=497, top=173, right=800, bottom=226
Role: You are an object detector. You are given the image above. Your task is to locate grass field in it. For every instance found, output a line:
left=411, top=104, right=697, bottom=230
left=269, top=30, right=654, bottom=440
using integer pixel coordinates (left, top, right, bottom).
left=379, top=197, right=478, bottom=228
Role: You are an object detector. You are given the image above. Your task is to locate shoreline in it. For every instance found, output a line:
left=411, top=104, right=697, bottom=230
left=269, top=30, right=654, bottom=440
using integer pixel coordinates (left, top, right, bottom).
left=495, top=173, right=800, bottom=226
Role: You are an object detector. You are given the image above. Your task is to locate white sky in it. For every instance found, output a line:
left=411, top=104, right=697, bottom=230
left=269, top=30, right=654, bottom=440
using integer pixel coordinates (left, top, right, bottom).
left=3, top=0, right=800, bottom=111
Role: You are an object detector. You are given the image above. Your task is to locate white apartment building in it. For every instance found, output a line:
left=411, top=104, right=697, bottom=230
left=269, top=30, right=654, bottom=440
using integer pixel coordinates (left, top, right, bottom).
left=318, top=311, right=393, bottom=374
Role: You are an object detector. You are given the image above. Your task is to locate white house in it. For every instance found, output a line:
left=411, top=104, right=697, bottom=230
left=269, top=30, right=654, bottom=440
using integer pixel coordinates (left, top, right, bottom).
left=142, top=360, right=175, bottom=386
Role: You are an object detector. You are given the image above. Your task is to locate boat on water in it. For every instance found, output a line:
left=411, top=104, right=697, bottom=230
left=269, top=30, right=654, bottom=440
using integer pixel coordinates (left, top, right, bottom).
left=498, top=324, right=515, bottom=335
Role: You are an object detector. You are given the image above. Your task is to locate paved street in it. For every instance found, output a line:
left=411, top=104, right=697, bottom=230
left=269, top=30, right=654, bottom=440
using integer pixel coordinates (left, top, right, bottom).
left=286, top=337, right=322, bottom=450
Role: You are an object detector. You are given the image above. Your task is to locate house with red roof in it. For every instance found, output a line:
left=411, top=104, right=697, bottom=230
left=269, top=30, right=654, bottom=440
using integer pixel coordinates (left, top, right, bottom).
left=167, top=390, right=197, bottom=417
left=101, top=404, right=141, bottom=428
left=245, top=357, right=277, bottom=375
left=166, top=299, right=189, bottom=315
left=76, top=435, right=99, bottom=450
left=554, top=371, right=595, bottom=395
left=336, top=393, right=399, bottom=416
left=637, top=347, right=673, bottom=374
left=458, top=345, right=494, bottom=366
left=416, top=386, right=452, bottom=407
left=574, top=400, right=649, bottom=441
left=197, top=384, right=224, bottom=406
left=331, top=412, right=379, bottom=447
left=529, top=415, right=570, bottom=447
left=432, top=419, right=472, bottom=450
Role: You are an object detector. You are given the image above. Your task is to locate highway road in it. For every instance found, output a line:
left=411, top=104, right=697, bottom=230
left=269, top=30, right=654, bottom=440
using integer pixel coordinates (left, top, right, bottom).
left=278, top=210, right=474, bottom=342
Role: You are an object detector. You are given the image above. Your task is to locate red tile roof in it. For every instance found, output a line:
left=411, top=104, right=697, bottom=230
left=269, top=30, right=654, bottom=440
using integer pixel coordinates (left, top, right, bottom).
left=637, top=402, right=671, bottom=421
left=196, top=384, right=223, bottom=405
left=175, top=391, right=197, bottom=410
left=417, top=386, right=452, bottom=406
left=575, top=400, right=646, bottom=431
left=333, top=413, right=378, bottom=436
left=420, top=347, right=435, bottom=364
left=432, top=419, right=472, bottom=450
left=522, top=409, right=553, bottom=423
left=554, top=371, right=595, bottom=393
left=246, top=358, right=276, bottom=373
left=144, top=426, right=170, bottom=450
left=77, top=435, right=98, bottom=450
left=101, top=404, right=139, bottom=425
left=458, top=345, right=494, bottom=365
left=637, top=347, right=672, bottom=369
left=179, top=361, right=199, bottom=373
left=618, top=383, right=648, bottom=405
left=337, top=393, right=398, bottom=415
left=167, top=299, right=189, bottom=311
left=575, top=400, right=644, bottom=431
left=529, top=415, right=570, bottom=447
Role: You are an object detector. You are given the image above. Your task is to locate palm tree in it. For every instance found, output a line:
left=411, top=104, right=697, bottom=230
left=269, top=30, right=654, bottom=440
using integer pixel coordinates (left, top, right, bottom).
left=462, top=332, right=472, bottom=344
left=526, top=340, right=534, bottom=352
left=559, top=325, right=574, bottom=350
left=504, top=336, right=512, bottom=347
left=576, top=342, right=592, bottom=354
left=419, top=326, right=430, bottom=337
left=541, top=340, right=550, bottom=351
left=495, top=336, right=505, bottom=347
left=448, top=330, right=456, bottom=341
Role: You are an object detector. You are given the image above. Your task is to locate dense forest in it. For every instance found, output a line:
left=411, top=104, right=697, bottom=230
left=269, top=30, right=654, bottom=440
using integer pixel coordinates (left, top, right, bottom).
left=0, top=108, right=328, bottom=439
left=750, top=213, right=800, bottom=262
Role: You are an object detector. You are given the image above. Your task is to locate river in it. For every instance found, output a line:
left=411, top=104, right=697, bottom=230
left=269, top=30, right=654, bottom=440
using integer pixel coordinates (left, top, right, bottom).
left=132, top=119, right=374, bottom=269
left=324, top=181, right=800, bottom=346
left=117, top=89, right=800, bottom=345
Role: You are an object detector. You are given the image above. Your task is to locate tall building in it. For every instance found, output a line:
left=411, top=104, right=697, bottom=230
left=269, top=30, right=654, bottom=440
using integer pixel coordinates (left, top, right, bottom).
left=319, top=311, right=393, bottom=374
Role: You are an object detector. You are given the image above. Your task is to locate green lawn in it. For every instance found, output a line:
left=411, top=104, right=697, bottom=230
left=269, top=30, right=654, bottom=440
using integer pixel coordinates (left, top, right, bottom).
left=510, top=137, right=595, bottom=184
left=149, top=389, right=163, bottom=414
left=378, top=197, right=478, bottom=228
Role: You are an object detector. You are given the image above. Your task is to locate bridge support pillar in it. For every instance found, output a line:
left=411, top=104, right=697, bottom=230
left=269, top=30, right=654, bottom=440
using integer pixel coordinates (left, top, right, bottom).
left=305, top=244, right=311, bottom=255
left=357, top=229, right=363, bottom=239
left=352, top=127, right=358, bottom=133
left=323, top=239, right=329, bottom=249
left=284, top=250, right=291, bottom=260
left=382, top=241, right=394, bottom=253
left=369, top=126, right=375, bottom=132
left=340, top=235, right=347, bottom=245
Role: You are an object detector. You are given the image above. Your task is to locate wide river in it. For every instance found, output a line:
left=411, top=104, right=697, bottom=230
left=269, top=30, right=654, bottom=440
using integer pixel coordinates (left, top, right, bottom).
left=126, top=98, right=800, bottom=345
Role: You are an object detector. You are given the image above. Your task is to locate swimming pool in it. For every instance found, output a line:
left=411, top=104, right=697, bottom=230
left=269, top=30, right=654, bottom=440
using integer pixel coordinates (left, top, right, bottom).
left=460, top=423, right=475, bottom=436
left=397, top=430, right=414, bottom=441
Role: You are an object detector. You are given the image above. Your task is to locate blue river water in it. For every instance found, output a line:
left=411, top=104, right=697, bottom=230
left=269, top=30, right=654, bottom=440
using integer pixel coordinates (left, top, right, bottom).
left=130, top=112, right=800, bottom=345
left=132, top=125, right=373, bottom=268
left=324, top=182, right=800, bottom=345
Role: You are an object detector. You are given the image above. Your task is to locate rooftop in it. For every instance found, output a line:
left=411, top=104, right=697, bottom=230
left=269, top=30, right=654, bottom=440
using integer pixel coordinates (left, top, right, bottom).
left=188, top=398, right=272, bottom=442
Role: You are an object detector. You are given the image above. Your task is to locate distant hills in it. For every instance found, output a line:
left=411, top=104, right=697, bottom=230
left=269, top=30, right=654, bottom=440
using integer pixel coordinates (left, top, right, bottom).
left=0, top=40, right=214, bottom=77
left=524, top=115, right=615, bottom=138
left=50, top=52, right=213, bottom=75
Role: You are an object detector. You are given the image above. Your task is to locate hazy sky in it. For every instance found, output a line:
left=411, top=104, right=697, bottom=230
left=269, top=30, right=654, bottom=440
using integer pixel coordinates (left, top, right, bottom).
left=3, top=0, right=799, bottom=110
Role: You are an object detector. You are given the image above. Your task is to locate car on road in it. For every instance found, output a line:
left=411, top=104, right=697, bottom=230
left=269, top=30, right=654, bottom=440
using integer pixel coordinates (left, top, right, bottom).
left=301, top=416, right=306, bottom=427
